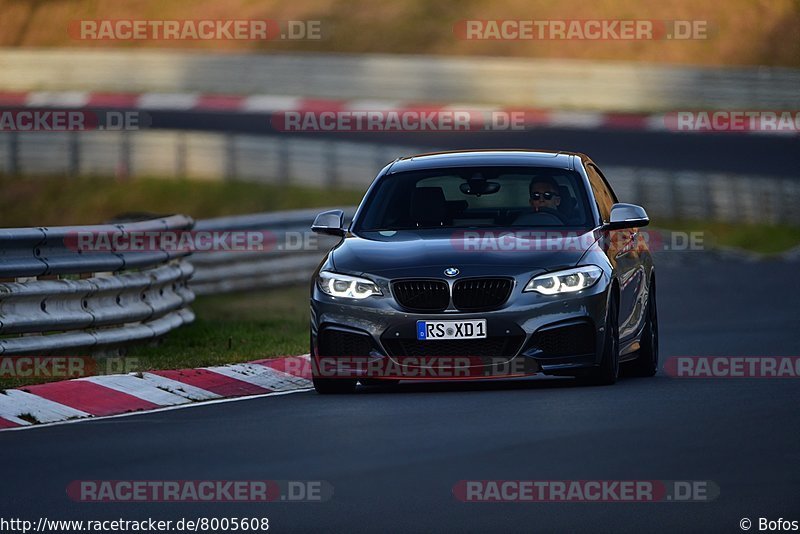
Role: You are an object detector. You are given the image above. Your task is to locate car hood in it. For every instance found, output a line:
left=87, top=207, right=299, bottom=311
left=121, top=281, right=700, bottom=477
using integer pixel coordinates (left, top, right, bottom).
left=330, top=228, right=600, bottom=278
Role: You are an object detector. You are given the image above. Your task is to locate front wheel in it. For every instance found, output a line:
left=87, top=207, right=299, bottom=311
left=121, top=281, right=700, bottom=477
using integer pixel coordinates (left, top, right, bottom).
left=625, top=280, right=658, bottom=377
left=581, top=294, right=619, bottom=386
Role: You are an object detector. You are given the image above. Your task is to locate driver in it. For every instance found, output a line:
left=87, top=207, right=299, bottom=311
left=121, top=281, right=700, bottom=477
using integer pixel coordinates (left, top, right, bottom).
left=529, top=176, right=561, bottom=213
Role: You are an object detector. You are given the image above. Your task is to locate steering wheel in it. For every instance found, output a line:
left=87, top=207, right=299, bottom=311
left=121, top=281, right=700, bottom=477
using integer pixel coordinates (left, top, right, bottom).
left=513, top=207, right=567, bottom=226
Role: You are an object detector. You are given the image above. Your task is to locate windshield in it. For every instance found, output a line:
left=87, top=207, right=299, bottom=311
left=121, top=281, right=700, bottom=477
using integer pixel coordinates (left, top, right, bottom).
left=354, top=166, right=595, bottom=232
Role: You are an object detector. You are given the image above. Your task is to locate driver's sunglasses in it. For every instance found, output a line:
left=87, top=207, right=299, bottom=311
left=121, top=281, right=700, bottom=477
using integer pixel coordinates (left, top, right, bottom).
left=530, top=191, right=559, bottom=201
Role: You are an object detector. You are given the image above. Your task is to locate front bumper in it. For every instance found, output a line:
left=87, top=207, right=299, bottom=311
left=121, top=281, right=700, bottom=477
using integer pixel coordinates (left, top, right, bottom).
left=310, top=275, right=610, bottom=381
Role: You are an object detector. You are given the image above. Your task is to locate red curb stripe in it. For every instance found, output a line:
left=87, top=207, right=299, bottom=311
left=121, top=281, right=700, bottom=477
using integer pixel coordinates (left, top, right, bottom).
left=0, top=417, right=23, bottom=429
left=253, top=357, right=312, bottom=380
left=23, top=380, right=159, bottom=417
left=295, top=98, right=347, bottom=113
left=194, top=94, right=248, bottom=111
left=506, top=107, right=552, bottom=126
left=602, top=113, right=649, bottom=129
left=0, top=91, right=30, bottom=106
left=85, top=92, right=140, bottom=108
left=150, top=368, right=271, bottom=397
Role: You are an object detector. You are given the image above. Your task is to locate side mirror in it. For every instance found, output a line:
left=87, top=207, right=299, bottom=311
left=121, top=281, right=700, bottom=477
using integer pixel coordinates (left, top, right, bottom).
left=605, top=203, right=649, bottom=230
left=311, top=209, right=345, bottom=237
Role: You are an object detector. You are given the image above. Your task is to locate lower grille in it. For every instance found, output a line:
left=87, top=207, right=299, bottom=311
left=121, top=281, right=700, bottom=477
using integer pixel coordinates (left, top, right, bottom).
left=453, top=278, right=513, bottom=311
left=383, top=336, right=524, bottom=360
left=392, top=279, right=450, bottom=312
left=528, top=321, right=595, bottom=357
left=318, top=329, right=374, bottom=357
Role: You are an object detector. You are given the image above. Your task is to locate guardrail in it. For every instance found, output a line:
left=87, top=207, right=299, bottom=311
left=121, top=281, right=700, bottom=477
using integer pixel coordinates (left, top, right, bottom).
left=0, top=215, right=195, bottom=355
left=2, top=129, right=799, bottom=225
left=190, top=208, right=353, bottom=295
left=1, top=49, right=798, bottom=111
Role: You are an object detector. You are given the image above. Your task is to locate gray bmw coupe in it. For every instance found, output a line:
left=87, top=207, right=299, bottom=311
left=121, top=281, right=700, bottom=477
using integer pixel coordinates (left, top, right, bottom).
left=309, top=150, right=657, bottom=393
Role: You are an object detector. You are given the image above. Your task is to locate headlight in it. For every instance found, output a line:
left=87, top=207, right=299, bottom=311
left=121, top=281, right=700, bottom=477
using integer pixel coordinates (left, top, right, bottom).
left=524, top=265, right=603, bottom=295
left=317, top=271, right=382, bottom=299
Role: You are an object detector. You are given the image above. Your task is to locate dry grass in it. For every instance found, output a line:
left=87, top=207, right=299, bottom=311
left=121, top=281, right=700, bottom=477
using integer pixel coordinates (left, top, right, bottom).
left=0, top=0, right=797, bottom=66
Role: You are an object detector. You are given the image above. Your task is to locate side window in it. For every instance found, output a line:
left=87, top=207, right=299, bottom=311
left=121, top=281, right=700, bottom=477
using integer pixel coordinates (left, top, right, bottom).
left=585, top=164, right=616, bottom=223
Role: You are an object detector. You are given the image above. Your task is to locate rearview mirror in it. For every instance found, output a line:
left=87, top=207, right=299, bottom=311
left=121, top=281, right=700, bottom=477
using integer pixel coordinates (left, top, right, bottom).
left=311, top=209, right=345, bottom=237
left=605, top=203, right=649, bottom=230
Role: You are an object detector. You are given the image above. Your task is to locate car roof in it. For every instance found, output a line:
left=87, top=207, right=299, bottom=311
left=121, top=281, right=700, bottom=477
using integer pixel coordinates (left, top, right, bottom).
left=386, top=149, right=590, bottom=174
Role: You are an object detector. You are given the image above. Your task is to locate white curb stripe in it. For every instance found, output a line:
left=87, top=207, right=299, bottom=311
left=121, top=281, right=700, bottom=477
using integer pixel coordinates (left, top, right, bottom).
left=82, top=375, right=192, bottom=406
left=138, top=372, right=223, bottom=402
left=241, top=95, right=301, bottom=112
left=548, top=111, right=605, bottom=129
left=0, top=389, right=91, bottom=423
left=204, top=363, right=312, bottom=392
left=26, top=91, right=90, bottom=108
left=138, top=92, right=199, bottom=110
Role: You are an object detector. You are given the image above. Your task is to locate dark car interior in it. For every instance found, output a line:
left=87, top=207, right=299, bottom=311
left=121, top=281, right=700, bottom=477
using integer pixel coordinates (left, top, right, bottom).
left=359, top=167, right=591, bottom=230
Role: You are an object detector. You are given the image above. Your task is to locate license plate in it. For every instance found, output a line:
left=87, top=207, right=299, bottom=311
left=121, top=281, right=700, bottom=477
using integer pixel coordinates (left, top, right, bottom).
left=416, top=319, right=487, bottom=340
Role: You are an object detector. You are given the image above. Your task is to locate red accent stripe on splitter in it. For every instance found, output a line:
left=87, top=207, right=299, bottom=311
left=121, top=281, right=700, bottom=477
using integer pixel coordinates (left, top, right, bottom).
left=151, top=369, right=271, bottom=397
left=23, top=380, right=159, bottom=416
left=0, top=417, right=23, bottom=429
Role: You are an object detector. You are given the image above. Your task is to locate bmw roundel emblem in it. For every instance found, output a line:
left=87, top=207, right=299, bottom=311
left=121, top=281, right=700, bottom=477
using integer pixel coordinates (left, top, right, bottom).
left=444, top=267, right=460, bottom=277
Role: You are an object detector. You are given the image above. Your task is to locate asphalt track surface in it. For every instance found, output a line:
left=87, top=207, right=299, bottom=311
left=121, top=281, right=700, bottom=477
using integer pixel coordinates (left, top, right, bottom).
left=2, top=251, right=799, bottom=533
left=147, top=110, right=800, bottom=177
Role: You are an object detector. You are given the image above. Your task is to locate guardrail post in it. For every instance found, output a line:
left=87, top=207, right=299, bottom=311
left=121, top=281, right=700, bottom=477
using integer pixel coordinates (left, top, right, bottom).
left=176, top=132, right=187, bottom=178
left=225, top=133, right=237, bottom=181
left=325, top=140, right=338, bottom=187
left=703, top=174, right=716, bottom=221
left=279, top=137, right=291, bottom=184
left=68, top=132, right=80, bottom=176
left=118, top=131, right=131, bottom=180
left=8, top=132, right=19, bottom=175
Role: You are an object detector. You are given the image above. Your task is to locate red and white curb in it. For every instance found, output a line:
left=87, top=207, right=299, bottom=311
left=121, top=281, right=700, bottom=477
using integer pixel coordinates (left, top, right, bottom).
left=0, top=354, right=312, bottom=431
left=0, top=89, right=772, bottom=135
left=2, top=90, right=794, bottom=135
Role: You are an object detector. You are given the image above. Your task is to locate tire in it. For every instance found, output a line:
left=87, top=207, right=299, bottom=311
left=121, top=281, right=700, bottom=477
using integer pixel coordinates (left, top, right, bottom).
left=313, top=377, right=357, bottom=394
left=581, top=293, right=620, bottom=386
left=625, top=279, right=658, bottom=377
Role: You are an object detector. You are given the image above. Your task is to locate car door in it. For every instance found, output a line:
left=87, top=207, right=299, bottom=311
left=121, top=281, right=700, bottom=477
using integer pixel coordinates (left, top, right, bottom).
left=586, top=163, right=645, bottom=343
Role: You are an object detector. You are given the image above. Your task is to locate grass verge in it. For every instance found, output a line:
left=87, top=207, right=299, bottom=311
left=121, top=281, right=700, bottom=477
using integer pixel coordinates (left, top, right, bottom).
left=653, top=220, right=800, bottom=256
left=0, top=174, right=362, bottom=227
